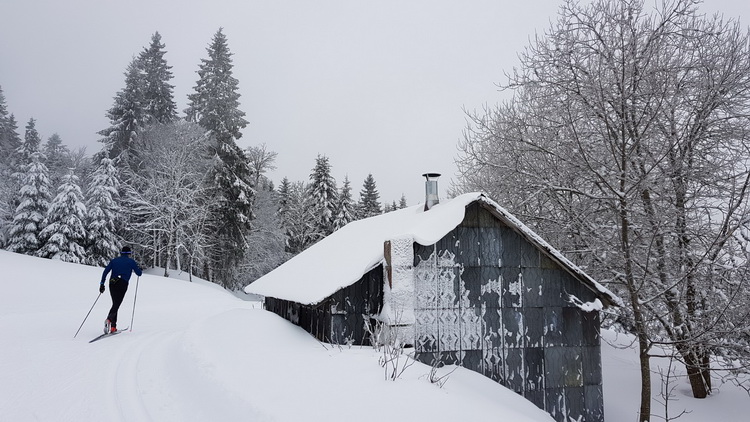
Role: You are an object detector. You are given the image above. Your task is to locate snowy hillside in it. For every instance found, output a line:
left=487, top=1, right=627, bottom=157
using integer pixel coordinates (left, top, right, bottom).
left=0, top=250, right=551, bottom=421
left=1, top=250, right=748, bottom=421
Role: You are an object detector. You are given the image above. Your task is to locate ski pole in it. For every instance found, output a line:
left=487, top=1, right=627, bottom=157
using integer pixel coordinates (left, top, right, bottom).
left=129, top=276, right=140, bottom=332
left=74, top=292, right=102, bottom=338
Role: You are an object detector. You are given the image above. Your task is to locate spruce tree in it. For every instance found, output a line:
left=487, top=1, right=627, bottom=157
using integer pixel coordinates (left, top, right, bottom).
left=277, top=176, right=291, bottom=220
left=185, top=28, right=254, bottom=286
left=139, top=32, right=177, bottom=124
left=0, top=88, right=22, bottom=245
left=185, top=28, right=248, bottom=140
left=43, top=133, right=71, bottom=187
left=37, top=171, right=87, bottom=263
left=18, top=118, right=42, bottom=163
left=98, top=57, right=144, bottom=167
left=0, top=86, right=9, bottom=142
left=6, top=152, right=52, bottom=255
left=283, top=182, right=319, bottom=254
left=358, top=173, right=382, bottom=218
left=0, top=86, right=21, bottom=160
left=399, top=194, right=407, bottom=209
left=85, top=157, right=121, bottom=266
left=308, top=155, right=338, bottom=235
left=333, top=175, right=355, bottom=231
left=1, top=114, right=21, bottom=161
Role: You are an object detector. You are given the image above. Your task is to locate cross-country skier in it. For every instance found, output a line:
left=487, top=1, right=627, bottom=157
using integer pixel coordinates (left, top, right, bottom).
left=100, top=246, right=142, bottom=333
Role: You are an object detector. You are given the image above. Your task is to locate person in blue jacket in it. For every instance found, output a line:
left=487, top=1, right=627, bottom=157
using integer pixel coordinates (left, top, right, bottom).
left=100, top=246, right=142, bottom=333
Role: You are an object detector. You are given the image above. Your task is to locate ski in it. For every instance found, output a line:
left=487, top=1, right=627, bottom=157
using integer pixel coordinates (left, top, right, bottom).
left=88, top=327, right=129, bottom=343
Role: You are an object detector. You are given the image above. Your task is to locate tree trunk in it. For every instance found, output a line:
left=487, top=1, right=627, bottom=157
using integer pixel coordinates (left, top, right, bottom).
left=681, top=347, right=711, bottom=398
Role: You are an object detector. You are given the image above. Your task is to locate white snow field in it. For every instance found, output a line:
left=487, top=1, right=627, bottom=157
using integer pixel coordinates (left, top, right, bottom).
left=0, top=250, right=748, bottom=421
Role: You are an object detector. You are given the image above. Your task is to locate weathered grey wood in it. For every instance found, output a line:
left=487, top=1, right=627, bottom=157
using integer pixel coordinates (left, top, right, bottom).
left=267, top=199, right=608, bottom=422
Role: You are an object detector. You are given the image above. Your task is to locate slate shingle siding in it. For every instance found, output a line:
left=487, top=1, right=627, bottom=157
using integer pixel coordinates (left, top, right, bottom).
left=412, top=203, right=604, bottom=422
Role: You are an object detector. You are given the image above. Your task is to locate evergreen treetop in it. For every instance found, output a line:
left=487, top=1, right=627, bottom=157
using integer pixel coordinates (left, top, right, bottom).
left=333, top=175, right=355, bottom=231
left=18, top=118, right=42, bottom=162
left=358, top=173, right=381, bottom=218
left=308, top=155, right=338, bottom=235
left=185, top=28, right=248, bottom=142
left=139, top=32, right=177, bottom=124
left=98, top=57, right=144, bottom=166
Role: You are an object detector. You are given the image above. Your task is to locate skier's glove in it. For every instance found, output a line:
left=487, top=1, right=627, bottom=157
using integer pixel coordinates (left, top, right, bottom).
left=99, top=284, right=105, bottom=293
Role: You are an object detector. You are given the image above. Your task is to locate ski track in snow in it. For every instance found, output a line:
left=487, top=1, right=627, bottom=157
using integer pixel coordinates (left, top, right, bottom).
left=111, top=330, right=154, bottom=422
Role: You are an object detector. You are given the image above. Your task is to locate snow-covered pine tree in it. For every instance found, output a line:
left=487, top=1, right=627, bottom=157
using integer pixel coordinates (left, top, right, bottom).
left=277, top=176, right=291, bottom=219
left=358, top=173, right=381, bottom=218
left=18, top=118, right=42, bottom=163
left=399, top=194, right=407, bottom=209
left=185, top=28, right=254, bottom=287
left=98, top=57, right=144, bottom=168
left=0, top=87, right=22, bottom=245
left=43, top=133, right=72, bottom=188
left=185, top=28, right=248, bottom=139
left=139, top=32, right=177, bottom=125
left=6, top=151, right=52, bottom=255
left=0, top=86, right=22, bottom=162
left=1, top=115, right=21, bottom=158
left=283, top=181, right=319, bottom=254
left=85, top=157, right=121, bottom=266
left=37, top=170, right=87, bottom=263
left=333, top=175, right=355, bottom=231
left=308, top=155, right=338, bottom=236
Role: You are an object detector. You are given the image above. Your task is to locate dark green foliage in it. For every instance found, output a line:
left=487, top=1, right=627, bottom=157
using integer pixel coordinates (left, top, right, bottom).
left=98, top=58, right=144, bottom=167
left=139, top=32, right=177, bottom=125
left=358, top=173, right=381, bottom=218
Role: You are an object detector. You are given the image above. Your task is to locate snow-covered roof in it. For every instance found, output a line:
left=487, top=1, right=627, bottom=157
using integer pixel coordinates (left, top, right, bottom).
left=245, top=192, right=622, bottom=308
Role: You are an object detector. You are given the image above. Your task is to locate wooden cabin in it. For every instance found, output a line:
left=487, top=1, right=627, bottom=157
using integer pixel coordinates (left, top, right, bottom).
left=247, top=191, right=621, bottom=422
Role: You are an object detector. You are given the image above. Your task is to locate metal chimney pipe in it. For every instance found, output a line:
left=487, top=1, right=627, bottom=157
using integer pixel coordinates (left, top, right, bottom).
left=422, top=173, right=441, bottom=211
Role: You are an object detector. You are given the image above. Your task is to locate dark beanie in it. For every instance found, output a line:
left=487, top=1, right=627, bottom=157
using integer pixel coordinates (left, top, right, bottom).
left=121, top=246, right=132, bottom=254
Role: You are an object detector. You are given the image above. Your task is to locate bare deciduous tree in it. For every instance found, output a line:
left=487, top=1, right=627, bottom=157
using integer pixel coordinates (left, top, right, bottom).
left=455, top=0, right=750, bottom=419
left=123, top=122, right=215, bottom=279
left=245, top=143, right=277, bottom=190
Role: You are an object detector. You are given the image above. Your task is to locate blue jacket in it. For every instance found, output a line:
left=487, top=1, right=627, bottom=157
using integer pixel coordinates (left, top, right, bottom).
left=101, top=254, right=143, bottom=284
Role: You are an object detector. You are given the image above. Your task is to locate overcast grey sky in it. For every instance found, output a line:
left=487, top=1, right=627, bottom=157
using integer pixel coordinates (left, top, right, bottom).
left=1, top=0, right=748, bottom=206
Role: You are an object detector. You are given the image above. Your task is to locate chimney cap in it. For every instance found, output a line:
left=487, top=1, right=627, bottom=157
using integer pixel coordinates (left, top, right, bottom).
left=422, top=172, right=441, bottom=179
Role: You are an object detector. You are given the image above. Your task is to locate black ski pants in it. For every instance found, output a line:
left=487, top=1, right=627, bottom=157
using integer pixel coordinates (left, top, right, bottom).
left=107, top=277, right=129, bottom=328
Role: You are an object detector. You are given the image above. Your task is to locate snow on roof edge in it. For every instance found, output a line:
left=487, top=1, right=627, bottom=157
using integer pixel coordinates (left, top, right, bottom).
left=475, top=195, right=624, bottom=308
left=245, top=192, right=623, bottom=308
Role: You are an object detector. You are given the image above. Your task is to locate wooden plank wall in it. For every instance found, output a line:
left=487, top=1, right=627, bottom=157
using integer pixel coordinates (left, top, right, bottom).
left=413, top=202, right=604, bottom=422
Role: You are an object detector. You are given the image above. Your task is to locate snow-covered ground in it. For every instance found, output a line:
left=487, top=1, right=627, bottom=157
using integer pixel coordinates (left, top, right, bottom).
left=1, top=250, right=747, bottom=421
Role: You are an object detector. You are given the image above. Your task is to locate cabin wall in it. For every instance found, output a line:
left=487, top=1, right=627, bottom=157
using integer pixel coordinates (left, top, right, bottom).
left=413, top=202, right=604, bottom=422
left=264, top=267, right=384, bottom=346
left=328, top=267, right=384, bottom=345
left=264, top=297, right=331, bottom=342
